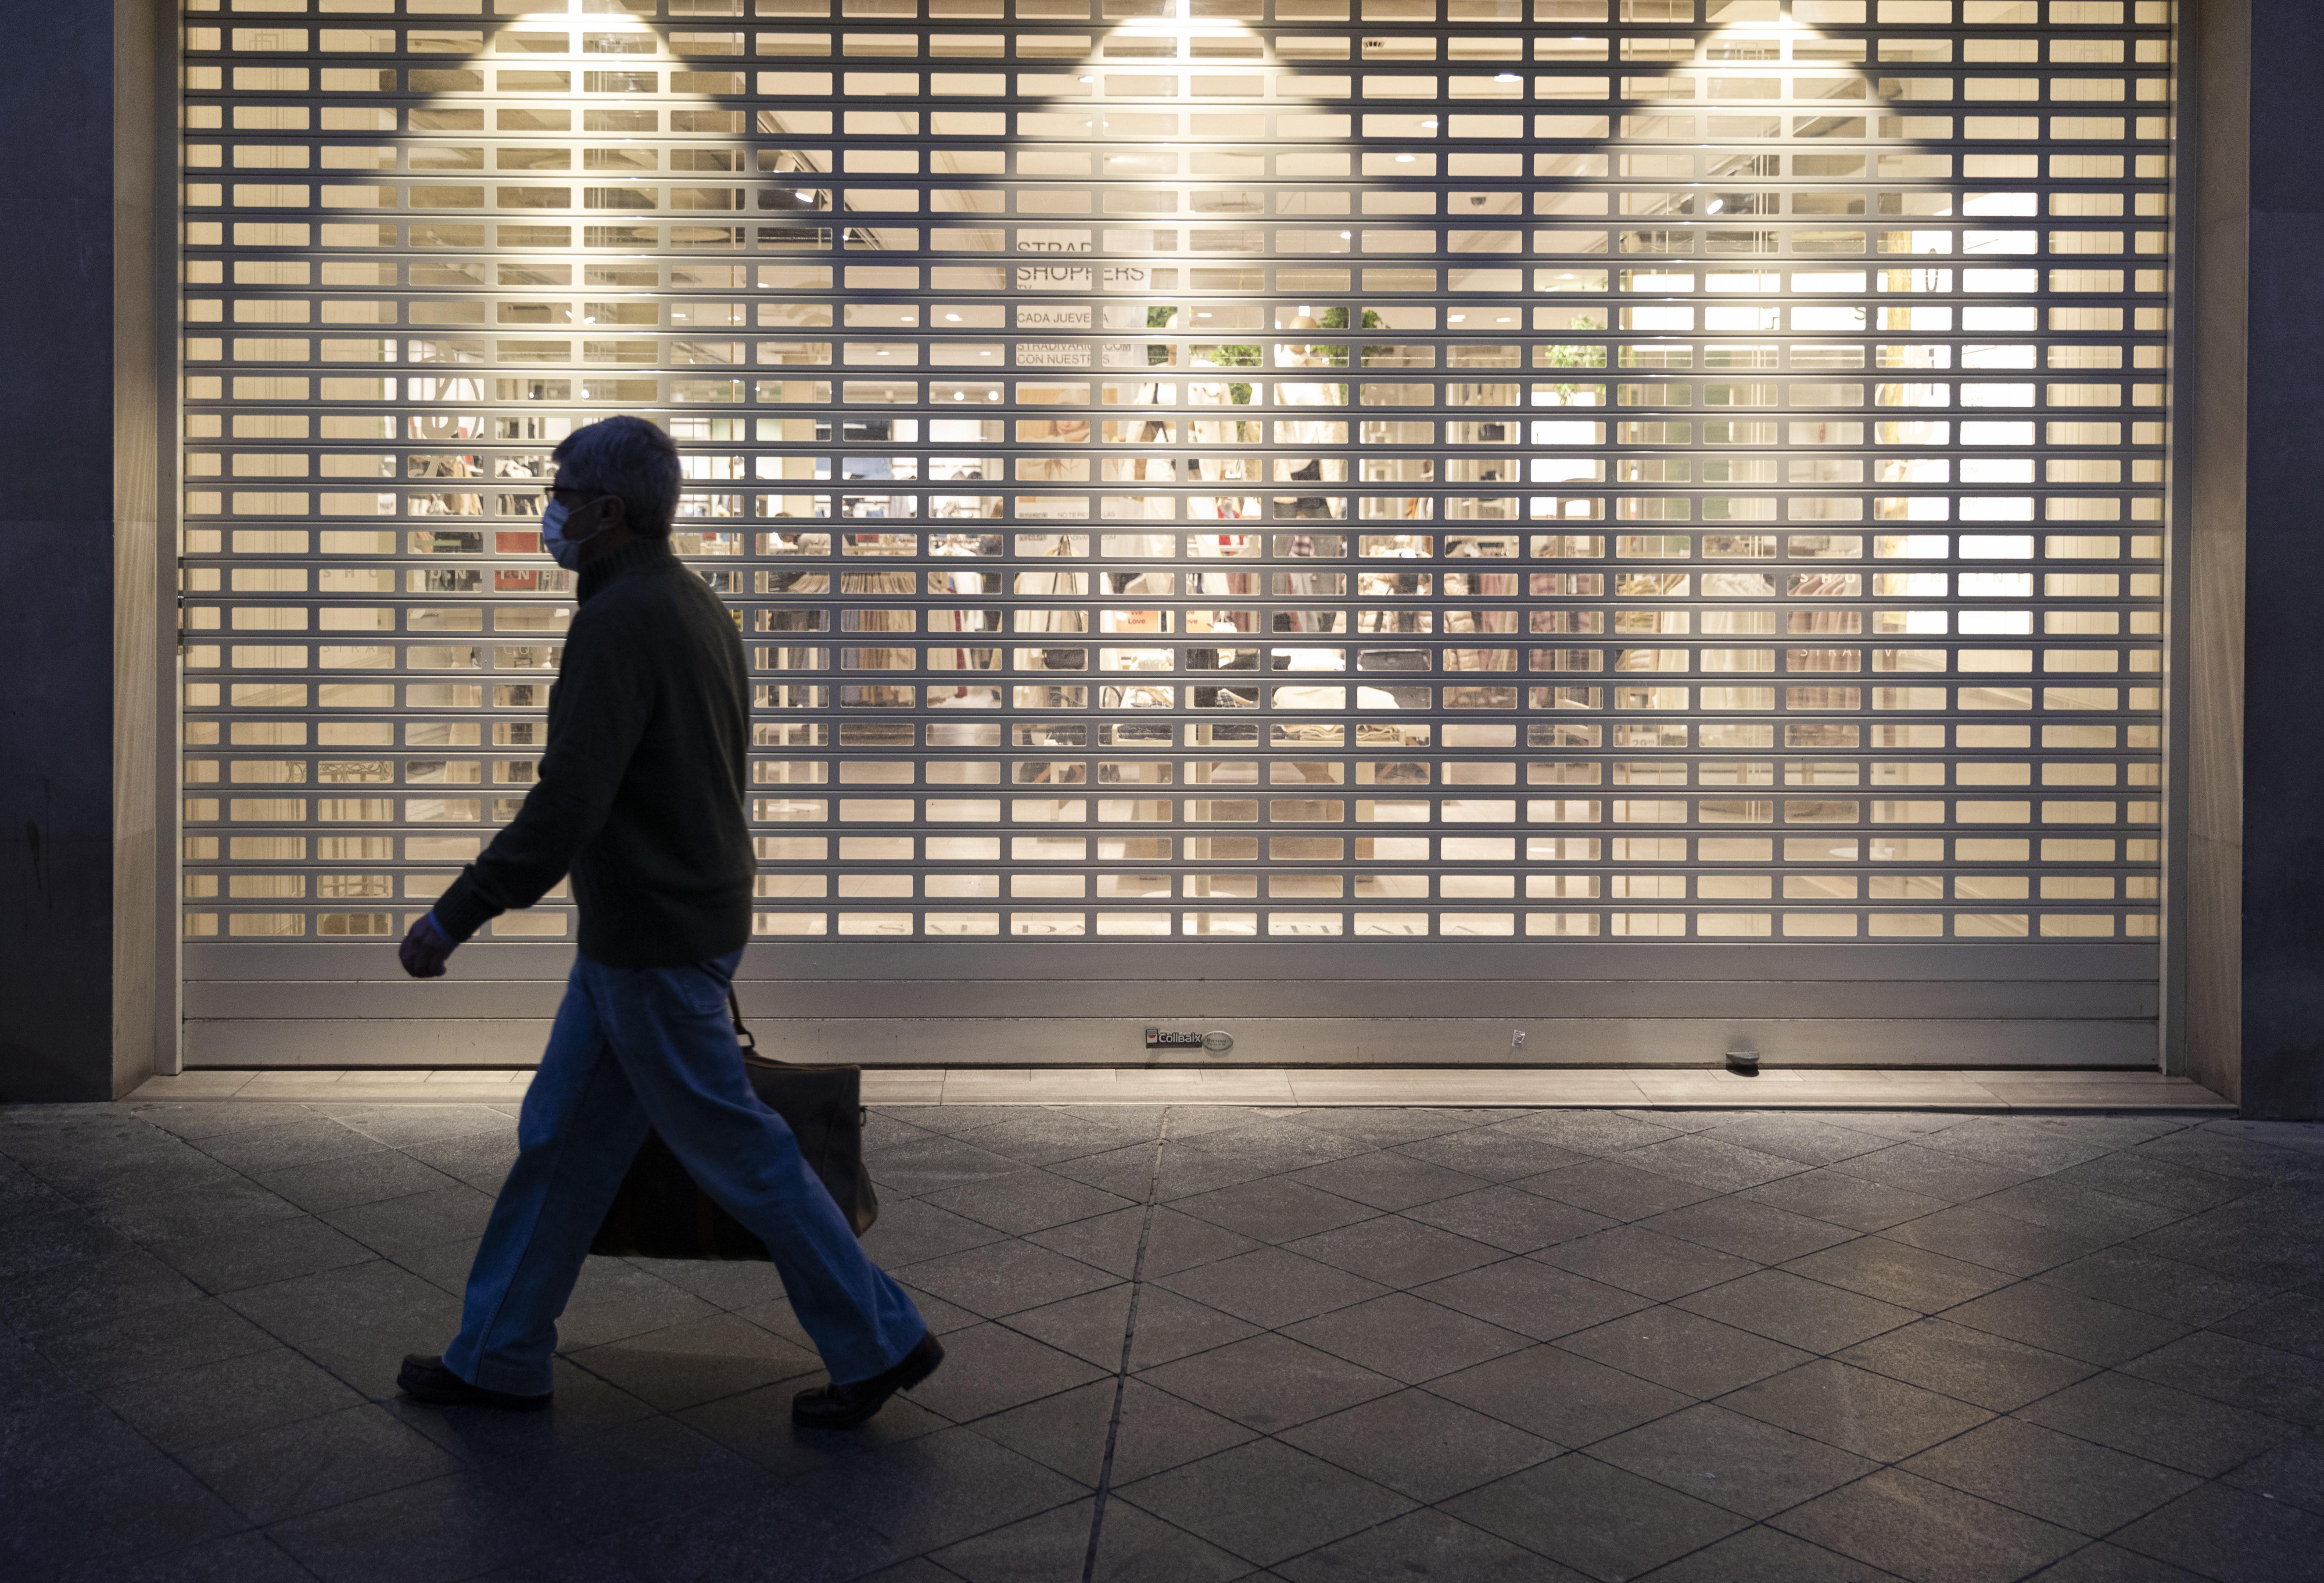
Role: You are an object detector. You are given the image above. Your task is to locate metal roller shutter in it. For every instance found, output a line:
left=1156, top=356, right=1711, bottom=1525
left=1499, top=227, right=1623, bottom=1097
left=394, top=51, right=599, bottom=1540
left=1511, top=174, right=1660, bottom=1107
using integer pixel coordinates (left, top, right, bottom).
left=178, top=0, right=2173, bottom=1066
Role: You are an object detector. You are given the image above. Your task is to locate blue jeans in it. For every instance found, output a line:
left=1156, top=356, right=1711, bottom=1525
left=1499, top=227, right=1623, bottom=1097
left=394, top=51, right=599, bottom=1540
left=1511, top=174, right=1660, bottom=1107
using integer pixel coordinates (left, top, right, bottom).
left=444, top=949, right=926, bottom=1397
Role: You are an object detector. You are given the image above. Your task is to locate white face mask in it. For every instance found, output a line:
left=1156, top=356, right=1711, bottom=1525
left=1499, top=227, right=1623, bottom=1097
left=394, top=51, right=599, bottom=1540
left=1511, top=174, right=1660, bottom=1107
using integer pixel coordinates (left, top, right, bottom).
left=539, top=497, right=596, bottom=571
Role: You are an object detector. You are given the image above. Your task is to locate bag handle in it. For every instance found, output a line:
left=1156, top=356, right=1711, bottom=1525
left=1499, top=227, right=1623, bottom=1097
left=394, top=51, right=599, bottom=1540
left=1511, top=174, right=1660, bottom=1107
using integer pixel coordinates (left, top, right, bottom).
left=727, top=986, right=757, bottom=1054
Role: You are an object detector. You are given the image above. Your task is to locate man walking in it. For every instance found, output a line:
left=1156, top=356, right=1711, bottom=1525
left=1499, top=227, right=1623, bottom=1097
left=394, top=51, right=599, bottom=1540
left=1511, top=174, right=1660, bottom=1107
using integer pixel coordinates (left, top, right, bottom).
left=393, top=415, right=939, bottom=1426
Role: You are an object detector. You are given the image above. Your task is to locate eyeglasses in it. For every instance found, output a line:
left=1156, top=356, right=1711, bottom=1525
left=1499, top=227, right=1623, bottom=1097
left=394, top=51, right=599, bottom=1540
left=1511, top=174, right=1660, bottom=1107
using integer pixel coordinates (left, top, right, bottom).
left=548, top=485, right=600, bottom=506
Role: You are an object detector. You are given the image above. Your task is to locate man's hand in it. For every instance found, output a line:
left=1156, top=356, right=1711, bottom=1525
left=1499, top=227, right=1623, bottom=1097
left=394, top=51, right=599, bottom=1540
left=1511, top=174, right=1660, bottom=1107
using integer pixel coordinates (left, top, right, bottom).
left=399, top=913, right=455, bottom=979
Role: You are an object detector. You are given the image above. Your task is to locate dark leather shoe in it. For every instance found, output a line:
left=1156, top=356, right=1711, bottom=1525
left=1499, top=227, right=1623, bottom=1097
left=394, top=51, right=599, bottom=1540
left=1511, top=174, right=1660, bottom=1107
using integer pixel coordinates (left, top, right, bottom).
left=791, top=1331, right=944, bottom=1430
left=397, top=1354, right=552, bottom=1412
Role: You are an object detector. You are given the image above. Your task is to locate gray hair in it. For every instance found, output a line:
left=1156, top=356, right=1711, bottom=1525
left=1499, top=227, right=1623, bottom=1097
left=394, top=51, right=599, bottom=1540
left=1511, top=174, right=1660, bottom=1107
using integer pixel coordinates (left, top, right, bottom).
left=551, top=415, right=681, bottom=537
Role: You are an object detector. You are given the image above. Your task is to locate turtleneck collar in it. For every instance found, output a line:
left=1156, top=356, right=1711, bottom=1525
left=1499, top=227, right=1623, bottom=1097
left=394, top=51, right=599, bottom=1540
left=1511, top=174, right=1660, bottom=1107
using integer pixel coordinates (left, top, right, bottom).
left=576, top=535, right=679, bottom=603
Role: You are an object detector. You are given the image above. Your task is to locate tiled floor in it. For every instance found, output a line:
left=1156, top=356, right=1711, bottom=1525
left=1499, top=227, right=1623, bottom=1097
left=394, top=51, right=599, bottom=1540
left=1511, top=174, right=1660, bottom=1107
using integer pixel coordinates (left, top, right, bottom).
left=3, top=1099, right=2318, bottom=1582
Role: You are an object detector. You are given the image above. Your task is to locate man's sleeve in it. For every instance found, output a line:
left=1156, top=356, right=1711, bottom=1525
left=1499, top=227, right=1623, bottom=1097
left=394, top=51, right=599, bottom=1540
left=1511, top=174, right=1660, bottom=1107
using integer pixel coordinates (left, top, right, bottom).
left=429, top=619, right=652, bottom=944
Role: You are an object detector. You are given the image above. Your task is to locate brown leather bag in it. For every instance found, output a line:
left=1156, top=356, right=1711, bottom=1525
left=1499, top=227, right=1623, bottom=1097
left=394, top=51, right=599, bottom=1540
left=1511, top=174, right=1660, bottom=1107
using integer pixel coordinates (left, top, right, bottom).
left=588, top=990, right=879, bottom=1259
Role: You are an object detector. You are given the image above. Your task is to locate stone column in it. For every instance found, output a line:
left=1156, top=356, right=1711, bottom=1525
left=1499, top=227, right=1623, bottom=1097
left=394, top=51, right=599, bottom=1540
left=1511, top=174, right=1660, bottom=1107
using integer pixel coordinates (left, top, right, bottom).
left=0, top=0, right=173, bottom=1101
left=2180, top=0, right=2324, bottom=1118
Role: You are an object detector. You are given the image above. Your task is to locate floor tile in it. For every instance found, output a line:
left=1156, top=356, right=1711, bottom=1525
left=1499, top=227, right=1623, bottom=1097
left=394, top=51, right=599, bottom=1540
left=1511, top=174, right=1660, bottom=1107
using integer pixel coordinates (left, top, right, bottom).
left=306, top=1105, right=516, bottom=1152
left=150, top=1216, right=378, bottom=1296
left=1743, top=1170, right=1953, bottom=1235
left=251, top=1151, right=462, bottom=1216
left=1638, top=1197, right=1860, bottom=1266
left=223, top=1258, right=464, bottom=1347
left=2117, top=1329, right=2324, bottom=1428
left=2208, top=1290, right=2324, bottom=1360
left=191, top=1116, right=383, bottom=1177
left=563, top=1311, right=820, bottom=1412
left=896, top=1239, right=1118, bottom=1320
left=1901, top=1416, right=2199, bottom=1536
left=1771, top=1467, right=2082, bottom=1583
left=1676, top=1270, right=1920, bottom=1355
left=1494, top=1111, right=1684, bottom=1156
left=1115, top=1438, right=1414, bottom=1568
left=1591, top=1402, right=1879, bottom=1520
left=905, top=1320, right=1109, bottom=1424
left=1972, top=1179, right=2181, bottom=1245
left=1446, top=1452, right=1749, bottom=1582
left=179, top=1401, right=461, bottom=1527
left=967, top=1111, right=1161, bottom=1169
left=1284, top=1290, right=1530, bottom=1385
left=472, top=1413, right=770, bottom=1545
left=2014, top=1370, right=2295, bottom=1477
left=1154, top=1247, right=1389, bottom=1330
left=1720, top=1358, right=1993, bottom=1463
left=2110, top=1482, right=2324, bottom=1583
left=1830, top=1145, right=2035, bottom=1206
left=1620, top=1135, right=1810, bottom=1195
left=550, top=1263, right=723, bottom=1352
left=1559, top=1306, right=1813, bottom=1400
left=593, top=1480, right=908, bottom=1583
left=1139, top=1146, right=1287, bottom=1202
left=1398, top=1184, right=1616, bottom=1255
left=0, top=1333, right=74, bottom=1409
left=977, top=1376, right=1252, bottom=1488
left=1536, top=1226, right=1762, bottom=1302
left=2126, top=1194, right=2324, bottom=1291
left=0, top=1454, right=246, bottom=1576
left=0, top=1246, right=206, bottom=1338
left=1881, top=1206, right=2107, bottom=1282
left=1122, top=1287, right=1264, bottom=1372
left=0, top=1392, right=159, bottom=1485
left=266, top=1469, right=553, bottom=1583
left=318, top=1184, right=496, bottom=1260
left=1781, top=1238, right=2017, bottom=1315
left=855, top=1136, right=1031, bottom=1200
left=856, top=1198, right=1013, bottom=1270
left=677, top=1379, right=949, bottom=1485
left=2047, top=1155, right=2247, bottom=1216
left=2218, top=1428, right=2324, bottom=1516
left=91, top=1176, right=310, bottom=1247
left=1636, top=1524, right=1908, bottom=1582
left=1835, top=1319, right=2097, bottom=1414
left=1517, top=1159, right=1720, bottom=1222
left=918, top=1171, right=1139, bottom=1238
left=23, top=1147, right=246, bottom=1213
left=1280, top=1151, right=1486, bottom=1213
left=1138, top=1331, right=1397, bottom=1432
left=1911, top=1119, right=2118, bottom=1178
left=1271, top=1507, right=1588, bottom=1583
left=1697, top=1116, right=1896, bottom=1170
left=1416, top=1256, right=1652, bottom=1342
left=1429, top=1344, right=1692, bottom=1448
left=397, top=1130, right=521, bottom=1195
left=1278, top=1386, right=1556, bottom=1502
left=785, top=1426, right=1086, bottom=1554
left=2021, top=1542, right=2206, bottom=1582
left=1135, top=1207, right=1268, bottom=1278
left=1391, top=1124, right=1593, bottom=1185
left=1169, top=1179, right=1376, bottom=1245
left=56, top=1530, right=320, bottom=1583
left=97, top=1342, right=361, bottom=1453
left=942, top=1495, right=1245, bottom=1583
left=2033, top=1248, right=2275, bottom=1329
left=1941, top=1283, right=2190, bottom=1369
left=35, top=1294, right=277, bottom=1390
left=1292, top=1108, right=1484, bottom=1148
left=1019, top=1204, right=1147, bottom=1279
left=1283, top=1215, right=1502, bottom=1287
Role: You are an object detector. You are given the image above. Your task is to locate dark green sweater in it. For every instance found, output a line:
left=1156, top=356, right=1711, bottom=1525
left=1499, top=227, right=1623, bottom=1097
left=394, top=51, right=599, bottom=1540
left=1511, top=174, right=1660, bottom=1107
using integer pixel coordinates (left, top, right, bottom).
left=432, top=537, right=754, bottom=966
